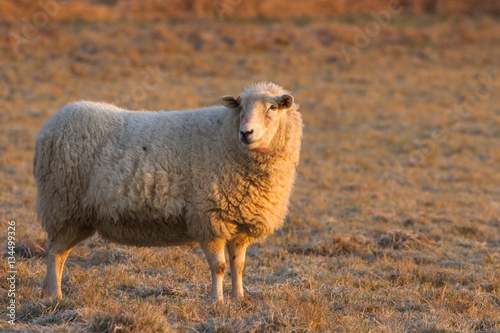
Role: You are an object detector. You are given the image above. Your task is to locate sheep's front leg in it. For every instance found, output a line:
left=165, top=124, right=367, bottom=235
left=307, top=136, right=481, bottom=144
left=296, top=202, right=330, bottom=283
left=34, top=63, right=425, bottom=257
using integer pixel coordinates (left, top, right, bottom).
left=227, top=237, right=250, bottom=300
left=201, top=239, right=226, bottom=302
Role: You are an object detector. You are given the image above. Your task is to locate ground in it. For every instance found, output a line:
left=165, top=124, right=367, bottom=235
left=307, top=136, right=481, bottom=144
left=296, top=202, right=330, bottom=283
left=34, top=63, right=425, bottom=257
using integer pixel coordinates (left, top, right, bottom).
left=0, top=12, right=500, bottom=333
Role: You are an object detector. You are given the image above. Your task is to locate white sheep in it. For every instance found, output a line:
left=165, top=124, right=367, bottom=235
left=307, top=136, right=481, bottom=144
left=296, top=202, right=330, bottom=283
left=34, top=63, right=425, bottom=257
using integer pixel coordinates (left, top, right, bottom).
left=33, top=82, right=303, bottom=301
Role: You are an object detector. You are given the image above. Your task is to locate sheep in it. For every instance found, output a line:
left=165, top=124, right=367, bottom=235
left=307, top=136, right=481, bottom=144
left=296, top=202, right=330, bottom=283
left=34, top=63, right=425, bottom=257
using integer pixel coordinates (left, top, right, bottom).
left=33, top=81, right=303, bottom=302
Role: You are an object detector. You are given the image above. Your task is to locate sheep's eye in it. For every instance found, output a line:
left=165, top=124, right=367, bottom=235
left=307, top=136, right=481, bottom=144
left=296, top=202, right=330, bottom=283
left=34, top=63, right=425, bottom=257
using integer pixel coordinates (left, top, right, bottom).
left=269, top=105, right=278, bottom=111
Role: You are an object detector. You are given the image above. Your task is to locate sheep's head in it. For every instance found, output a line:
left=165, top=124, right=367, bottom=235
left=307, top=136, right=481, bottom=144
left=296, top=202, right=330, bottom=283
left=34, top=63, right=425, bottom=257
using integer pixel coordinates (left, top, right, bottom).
left=219, top=82, right=295, bottom=151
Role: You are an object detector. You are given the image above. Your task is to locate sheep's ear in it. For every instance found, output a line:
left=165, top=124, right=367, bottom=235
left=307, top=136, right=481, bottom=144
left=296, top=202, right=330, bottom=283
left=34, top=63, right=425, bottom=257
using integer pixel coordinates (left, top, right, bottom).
left=219, top=95, right=241, bottom=110
left=278, top=94, right=294, bottom=109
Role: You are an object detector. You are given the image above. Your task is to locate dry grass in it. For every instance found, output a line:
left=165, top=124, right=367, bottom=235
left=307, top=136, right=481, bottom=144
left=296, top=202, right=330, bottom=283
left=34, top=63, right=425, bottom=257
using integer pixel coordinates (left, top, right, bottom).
left=1, top=6, right=500, bottom=332
left=1, top=0, right=500, bottom=23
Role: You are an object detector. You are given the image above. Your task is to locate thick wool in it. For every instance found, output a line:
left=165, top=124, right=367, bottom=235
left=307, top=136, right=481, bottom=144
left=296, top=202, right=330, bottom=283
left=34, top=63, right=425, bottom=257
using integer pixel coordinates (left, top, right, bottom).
left=34, top=82, right=303, bottom=300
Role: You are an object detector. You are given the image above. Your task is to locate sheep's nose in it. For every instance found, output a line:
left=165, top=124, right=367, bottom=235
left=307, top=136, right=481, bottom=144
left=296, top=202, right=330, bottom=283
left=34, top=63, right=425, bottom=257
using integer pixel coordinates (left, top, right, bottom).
left=240, top=130, right=253, bottom=143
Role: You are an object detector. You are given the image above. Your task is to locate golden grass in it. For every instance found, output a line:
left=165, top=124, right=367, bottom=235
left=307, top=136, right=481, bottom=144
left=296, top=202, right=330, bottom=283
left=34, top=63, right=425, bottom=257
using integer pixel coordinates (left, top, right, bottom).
left=0, top=12, right=500, bottom=333
left=1, top=0, right=500, bottom=24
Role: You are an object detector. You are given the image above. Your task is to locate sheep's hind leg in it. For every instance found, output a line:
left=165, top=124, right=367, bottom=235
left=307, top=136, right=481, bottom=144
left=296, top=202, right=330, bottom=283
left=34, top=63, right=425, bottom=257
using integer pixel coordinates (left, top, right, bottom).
left=43, top=226, right=95, bottom=298
left=201, top=239, right=226, bottom=302
left=227, top=236, right=250, bottom=300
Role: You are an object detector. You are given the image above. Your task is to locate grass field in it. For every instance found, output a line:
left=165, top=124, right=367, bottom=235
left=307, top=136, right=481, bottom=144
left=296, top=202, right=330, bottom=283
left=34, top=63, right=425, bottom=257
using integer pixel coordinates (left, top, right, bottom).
left=1, top=12, right=500, bottom=332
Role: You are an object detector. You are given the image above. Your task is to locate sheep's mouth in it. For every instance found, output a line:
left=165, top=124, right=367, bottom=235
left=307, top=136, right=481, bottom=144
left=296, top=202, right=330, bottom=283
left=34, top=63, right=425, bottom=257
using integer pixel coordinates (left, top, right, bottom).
left=240, top=139, right=263, bottom=150
left=239, top=135, right=259, bottom=146
left=240, top=138, right=254, bottom=146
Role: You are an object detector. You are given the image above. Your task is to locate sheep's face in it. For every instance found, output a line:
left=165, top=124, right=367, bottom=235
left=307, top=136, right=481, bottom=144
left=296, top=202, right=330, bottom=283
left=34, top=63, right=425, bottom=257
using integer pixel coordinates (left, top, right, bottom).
left=220, top=93, right=294, bottom=151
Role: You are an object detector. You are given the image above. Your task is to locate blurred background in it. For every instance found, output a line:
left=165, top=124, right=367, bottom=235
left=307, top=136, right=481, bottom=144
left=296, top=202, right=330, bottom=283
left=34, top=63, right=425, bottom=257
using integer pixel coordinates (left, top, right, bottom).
left=1, top=0, right=500, bottom=331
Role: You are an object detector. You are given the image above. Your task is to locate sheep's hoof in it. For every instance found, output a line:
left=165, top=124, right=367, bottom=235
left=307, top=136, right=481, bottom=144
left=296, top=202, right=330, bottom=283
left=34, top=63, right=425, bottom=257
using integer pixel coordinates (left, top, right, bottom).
left=231, top=293, right=244, bottom=301
left=210, top=296, right=224, bottom=304
left=41, top=286, right=62, bottom=299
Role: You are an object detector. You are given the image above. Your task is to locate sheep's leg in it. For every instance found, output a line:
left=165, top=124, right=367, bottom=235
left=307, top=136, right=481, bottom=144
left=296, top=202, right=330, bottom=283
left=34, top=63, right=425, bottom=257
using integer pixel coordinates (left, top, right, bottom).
left=43, top=226, right=95, bottom=298
left=227, top=237, right=250, bottom=300
left=201, top=239, right=226, bottom=302
left=44, top=245, right=71, bottom=298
